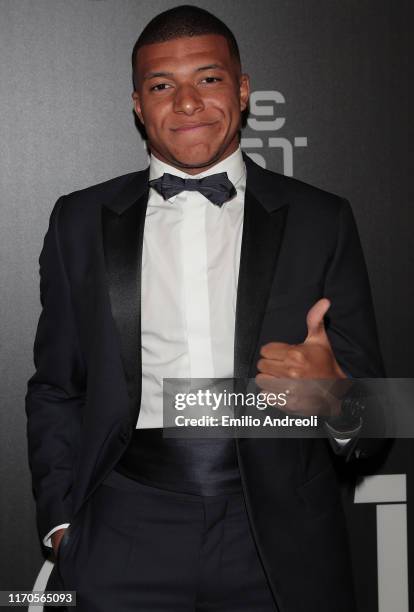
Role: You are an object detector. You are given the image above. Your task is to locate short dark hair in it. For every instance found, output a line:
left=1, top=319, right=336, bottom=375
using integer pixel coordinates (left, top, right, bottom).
left=131, top=5, right=241, bottom=90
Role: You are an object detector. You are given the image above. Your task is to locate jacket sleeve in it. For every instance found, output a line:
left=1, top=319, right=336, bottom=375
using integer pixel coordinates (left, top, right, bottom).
left=323, top=198, right=387, bottom=461
left=25, top=196, right=86, bottom=544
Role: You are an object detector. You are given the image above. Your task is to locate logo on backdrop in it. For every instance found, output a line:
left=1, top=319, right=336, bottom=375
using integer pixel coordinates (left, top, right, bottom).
left=354, top=474, right=409, bottom=612
left=241, top=90, right=308, bottom=176
left=30, top=560, right=54, bottom=611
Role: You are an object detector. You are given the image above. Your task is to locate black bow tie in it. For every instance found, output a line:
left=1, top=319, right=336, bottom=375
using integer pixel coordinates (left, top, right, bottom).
left=149, top=172, right=237, bottom=206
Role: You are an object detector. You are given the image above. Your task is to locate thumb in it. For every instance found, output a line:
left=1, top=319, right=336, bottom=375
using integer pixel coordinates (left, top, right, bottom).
left=305, top=298, right=331, bottom=342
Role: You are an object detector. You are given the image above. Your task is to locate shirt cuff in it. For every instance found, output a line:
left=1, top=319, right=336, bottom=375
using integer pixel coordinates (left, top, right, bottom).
left=43, top=523, right=70, bottom=548
left=333, top=437, right=352, bottom=446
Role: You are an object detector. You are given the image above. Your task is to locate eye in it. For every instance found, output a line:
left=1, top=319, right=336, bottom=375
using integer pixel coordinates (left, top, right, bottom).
left=150, top=83, right=171, bottom=92
left=201, top=77, right=222, bottom=84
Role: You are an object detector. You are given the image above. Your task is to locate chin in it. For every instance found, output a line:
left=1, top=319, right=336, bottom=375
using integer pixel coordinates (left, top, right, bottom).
left=170, top=145, right=223, bottom=169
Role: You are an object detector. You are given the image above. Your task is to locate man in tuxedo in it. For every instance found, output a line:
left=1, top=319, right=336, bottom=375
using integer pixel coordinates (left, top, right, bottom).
left=26, top=5, right=385, bottom=611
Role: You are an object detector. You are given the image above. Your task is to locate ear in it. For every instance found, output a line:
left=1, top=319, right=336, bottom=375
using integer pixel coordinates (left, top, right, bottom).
left=239, top=73, right=250, bottom=112
left=132, top=91, right=144, bottom=124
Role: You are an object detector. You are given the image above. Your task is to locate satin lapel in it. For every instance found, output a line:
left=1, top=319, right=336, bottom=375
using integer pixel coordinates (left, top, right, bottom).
left=101, top=187, right=148, bottom=423
left=234, top=181, right=288, bottom=379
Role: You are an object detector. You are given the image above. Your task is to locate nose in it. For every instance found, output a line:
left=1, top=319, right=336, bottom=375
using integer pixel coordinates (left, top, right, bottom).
left=173, top=83, right=205, bottom=115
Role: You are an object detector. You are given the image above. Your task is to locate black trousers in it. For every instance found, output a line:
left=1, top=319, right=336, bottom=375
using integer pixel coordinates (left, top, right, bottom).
left=47, top=469, right=278, bottom=611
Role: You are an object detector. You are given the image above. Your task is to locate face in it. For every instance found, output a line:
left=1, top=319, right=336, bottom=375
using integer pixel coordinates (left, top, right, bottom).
left=132, top=34, right=250, bottom=174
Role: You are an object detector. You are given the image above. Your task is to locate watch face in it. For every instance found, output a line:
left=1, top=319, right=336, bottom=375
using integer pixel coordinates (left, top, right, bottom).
left=325, top=414, right=363, bottom=436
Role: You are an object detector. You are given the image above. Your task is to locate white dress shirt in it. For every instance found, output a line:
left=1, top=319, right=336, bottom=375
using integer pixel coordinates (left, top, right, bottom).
left=138, top=146, right=246, bottom=428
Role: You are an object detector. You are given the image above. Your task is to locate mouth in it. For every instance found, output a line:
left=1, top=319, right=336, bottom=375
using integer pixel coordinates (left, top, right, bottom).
left=171, top=121, right=218, bottom=132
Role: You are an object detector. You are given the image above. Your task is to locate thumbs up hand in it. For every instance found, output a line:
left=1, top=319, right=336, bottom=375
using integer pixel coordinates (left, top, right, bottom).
left=256, top=298, right=348, bottom=416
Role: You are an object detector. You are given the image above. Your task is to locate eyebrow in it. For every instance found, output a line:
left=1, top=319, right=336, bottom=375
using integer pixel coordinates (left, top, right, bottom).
left=143, top=63, right=226, bottom=81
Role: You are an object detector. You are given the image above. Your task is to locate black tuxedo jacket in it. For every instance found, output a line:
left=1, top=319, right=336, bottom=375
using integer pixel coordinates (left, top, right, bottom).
left=26, top=152, right=385, bottom=612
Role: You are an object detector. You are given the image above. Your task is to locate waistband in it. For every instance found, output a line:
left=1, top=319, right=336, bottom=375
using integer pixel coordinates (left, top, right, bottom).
left=114, top=427, right=243, bottom=496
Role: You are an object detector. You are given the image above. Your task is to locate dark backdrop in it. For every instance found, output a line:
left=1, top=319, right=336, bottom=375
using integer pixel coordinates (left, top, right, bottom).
left=1, top=1, right=413, bottom=611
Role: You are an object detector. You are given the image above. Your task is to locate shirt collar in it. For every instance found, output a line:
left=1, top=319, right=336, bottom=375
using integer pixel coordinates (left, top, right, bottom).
left=149, top=146, right=246, bottom=191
